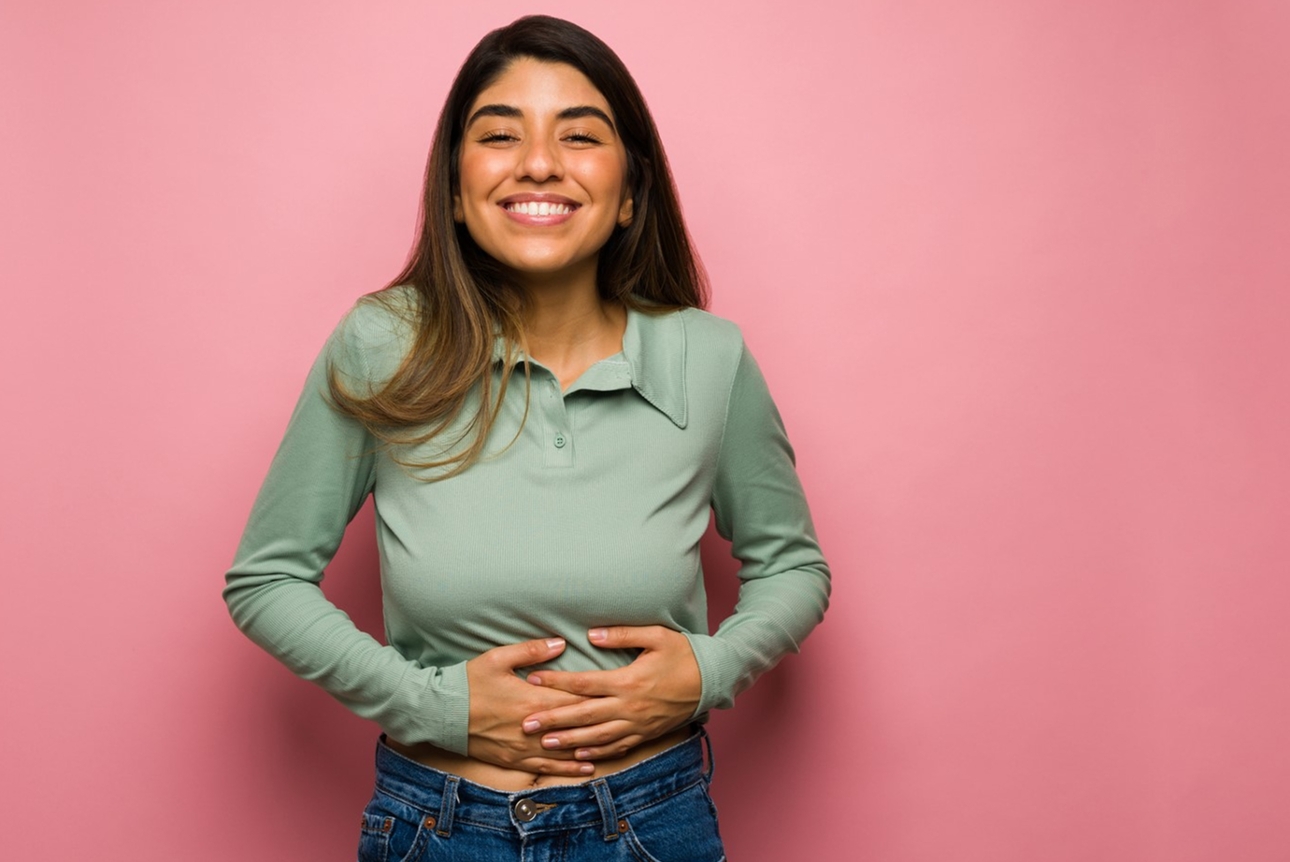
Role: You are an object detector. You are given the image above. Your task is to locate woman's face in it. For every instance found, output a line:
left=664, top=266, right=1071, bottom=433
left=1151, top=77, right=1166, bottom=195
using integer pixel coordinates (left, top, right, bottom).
left=454, top=58, right=633, bottom=289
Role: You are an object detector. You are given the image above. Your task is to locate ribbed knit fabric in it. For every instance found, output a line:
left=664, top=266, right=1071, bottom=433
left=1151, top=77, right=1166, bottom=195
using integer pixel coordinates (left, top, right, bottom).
left=224, top=287, right=830, bottom=756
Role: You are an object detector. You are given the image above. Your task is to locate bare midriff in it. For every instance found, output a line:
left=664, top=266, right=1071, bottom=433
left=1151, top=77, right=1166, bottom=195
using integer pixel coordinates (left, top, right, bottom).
left=384, top=726, right=694, bottom=791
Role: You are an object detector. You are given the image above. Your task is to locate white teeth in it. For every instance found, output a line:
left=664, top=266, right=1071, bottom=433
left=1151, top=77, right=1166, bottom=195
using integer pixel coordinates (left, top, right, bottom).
left=505, top=201, right=573, bottom=215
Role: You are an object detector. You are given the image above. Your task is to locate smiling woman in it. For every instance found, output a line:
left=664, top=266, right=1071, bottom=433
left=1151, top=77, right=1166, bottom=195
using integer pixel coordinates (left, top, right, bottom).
left=223, top=14, right=830, bottom=862
left=453, top=59, right=635, bottom=297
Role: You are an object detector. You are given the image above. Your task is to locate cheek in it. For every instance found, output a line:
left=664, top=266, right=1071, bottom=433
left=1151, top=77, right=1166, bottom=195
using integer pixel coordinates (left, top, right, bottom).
left=608, top=157, right=631, bottom=207
left=457, top=153, right=503, bottom=204
left=600, top=157, right=628, bottom=195
left=573, top=156, right=627, bottom=203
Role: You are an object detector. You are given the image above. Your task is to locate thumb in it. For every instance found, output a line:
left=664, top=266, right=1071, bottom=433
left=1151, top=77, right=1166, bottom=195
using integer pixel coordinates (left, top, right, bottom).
left=587, top=625, right=669, bottom=650
left=488, top=637, right=566, bottom=670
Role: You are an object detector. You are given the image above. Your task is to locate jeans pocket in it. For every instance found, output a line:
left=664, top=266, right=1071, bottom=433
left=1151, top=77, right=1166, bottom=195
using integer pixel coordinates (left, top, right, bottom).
left=358, top=791, right=433, bottom=862
left=358, top=811, right=393, bottom=862
left=620, top=781, right=726, bottom=862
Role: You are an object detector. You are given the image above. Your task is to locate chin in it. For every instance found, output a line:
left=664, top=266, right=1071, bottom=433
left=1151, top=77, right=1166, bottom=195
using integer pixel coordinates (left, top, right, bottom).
left=499, top=252, right=593, bottom=279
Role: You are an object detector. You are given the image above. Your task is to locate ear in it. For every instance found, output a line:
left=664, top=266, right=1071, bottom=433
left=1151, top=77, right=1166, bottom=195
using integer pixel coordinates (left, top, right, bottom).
left=453, top=193, right=464, bottom=223
left=617, top=194, right=634, bottom=228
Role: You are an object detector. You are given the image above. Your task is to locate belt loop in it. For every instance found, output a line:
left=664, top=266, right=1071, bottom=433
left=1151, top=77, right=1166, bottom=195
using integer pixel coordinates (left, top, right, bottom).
left=590, top=778, right=620, bottom=842
left=436, top=775, right=459, bottom=837
left=699, top=725, right=715, bottom=782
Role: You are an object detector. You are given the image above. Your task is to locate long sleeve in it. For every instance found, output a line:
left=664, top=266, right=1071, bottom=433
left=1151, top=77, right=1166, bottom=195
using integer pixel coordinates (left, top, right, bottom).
left=222, top=302, right=471, bottom=754
left=685, top=342, right=832, bottom=713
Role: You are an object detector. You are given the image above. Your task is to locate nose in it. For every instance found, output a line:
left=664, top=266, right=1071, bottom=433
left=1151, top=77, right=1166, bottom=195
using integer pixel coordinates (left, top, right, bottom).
left=516, top=134, right=563, bottom=182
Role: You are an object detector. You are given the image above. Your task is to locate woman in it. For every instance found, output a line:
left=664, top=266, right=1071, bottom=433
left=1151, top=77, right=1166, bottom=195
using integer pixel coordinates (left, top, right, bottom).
left=225, top=14, right=829, bottom=861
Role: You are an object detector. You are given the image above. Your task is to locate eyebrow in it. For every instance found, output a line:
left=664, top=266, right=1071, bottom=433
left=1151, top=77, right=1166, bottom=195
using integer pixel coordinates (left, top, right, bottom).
left=465, top=104, right=617, bottom=133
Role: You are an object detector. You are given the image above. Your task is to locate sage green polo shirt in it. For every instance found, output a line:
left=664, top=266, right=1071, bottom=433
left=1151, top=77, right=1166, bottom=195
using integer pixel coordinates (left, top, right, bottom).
left=224, top=286, right=830, bottom=756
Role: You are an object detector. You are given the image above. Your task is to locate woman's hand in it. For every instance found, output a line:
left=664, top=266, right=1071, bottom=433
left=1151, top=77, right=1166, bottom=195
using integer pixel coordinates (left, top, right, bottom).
left=520, top=626, right=702, bottom=761
left=465, top=637, right=598, bottom=777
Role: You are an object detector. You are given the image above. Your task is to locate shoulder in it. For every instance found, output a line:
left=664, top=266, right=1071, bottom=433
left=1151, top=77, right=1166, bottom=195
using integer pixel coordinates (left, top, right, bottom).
left=669, top=307, right=751, bottom=416
left=674, top=307, right=778, bottom=413
left=676, top=307, right=752, bottom=404
left=674, top=306, right=747, bottom=366
left=327, top=284, right=419, bottom=388
left=629, top=303, right=748, bottom=382
left=675, top=305, right=743, bottom=342
left=338, top=284, right=419, bottom=347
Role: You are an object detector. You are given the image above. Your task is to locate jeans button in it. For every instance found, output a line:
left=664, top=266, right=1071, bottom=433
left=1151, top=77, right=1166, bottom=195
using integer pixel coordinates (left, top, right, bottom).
left=514, top=798, right=538, bottom=822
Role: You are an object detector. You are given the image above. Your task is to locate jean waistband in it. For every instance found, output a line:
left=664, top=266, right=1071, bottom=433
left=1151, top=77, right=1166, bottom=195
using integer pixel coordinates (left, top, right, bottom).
left=373, top=728, right=712, bottom=838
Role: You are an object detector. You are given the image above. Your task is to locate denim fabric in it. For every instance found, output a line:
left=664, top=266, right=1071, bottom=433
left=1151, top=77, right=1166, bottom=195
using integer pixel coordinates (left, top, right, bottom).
left=358, top=730, right=726, bottom=862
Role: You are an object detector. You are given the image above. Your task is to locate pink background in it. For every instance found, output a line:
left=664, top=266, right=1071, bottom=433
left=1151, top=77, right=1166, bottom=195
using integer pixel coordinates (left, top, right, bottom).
left=3, top=1, right=1288, bottom=859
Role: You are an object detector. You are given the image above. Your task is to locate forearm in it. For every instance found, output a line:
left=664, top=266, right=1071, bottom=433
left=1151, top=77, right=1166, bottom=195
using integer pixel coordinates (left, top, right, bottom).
left=685, top=561, right=830, bottom=712
left=224, top=573, right=471, bottom=751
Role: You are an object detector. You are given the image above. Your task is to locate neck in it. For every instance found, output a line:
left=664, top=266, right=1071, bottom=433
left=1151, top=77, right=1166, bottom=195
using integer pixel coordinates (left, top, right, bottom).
left=512, top=278, right=626, bottom=384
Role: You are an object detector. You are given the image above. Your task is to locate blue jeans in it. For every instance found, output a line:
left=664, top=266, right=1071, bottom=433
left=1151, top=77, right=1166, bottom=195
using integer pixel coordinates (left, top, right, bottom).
left=358, top=729, right=726, bottom=862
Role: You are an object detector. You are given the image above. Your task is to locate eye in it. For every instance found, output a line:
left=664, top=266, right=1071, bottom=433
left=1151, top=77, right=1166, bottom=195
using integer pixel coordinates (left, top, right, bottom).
left=477, top=131, right=519, bottom=144
left=563, top=132, right=603, bottom=146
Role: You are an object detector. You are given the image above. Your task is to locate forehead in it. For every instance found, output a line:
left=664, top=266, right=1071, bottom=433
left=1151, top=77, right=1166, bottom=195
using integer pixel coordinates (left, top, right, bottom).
left=468, top=58, right=612, bottom=119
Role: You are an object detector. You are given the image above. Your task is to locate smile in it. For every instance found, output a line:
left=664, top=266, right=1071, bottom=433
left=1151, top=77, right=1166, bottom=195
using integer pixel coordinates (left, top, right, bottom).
left=502, top=201, right=578, bottom=216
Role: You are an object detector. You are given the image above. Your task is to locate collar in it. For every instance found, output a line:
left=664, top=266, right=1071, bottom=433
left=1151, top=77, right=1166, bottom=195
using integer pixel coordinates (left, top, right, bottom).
left=492, top=303, right=689, bottom=429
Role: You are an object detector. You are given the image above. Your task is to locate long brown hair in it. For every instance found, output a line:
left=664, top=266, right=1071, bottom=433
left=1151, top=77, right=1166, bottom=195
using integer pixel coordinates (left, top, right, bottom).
left=329, top=15, right=708, bottom=478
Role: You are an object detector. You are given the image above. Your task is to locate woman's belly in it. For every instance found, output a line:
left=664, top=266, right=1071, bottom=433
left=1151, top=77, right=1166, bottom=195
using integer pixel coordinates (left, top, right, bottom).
left=383, top=726, right=694, bottom=791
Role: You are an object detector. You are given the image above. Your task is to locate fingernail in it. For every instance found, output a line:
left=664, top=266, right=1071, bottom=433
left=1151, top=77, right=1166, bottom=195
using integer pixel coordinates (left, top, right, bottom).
left=588, top=628, right=608, bottom=643
left=522, top=719, right=540, bottom=732
left=545, top=638, right=565, bottom=649
left=526, top=674, right=543, bottom=686
left=575, top=748, right=592, bottom=760
left=579, top=764, right=594, bottom=774
left=542, top=736, right=559, bottom=749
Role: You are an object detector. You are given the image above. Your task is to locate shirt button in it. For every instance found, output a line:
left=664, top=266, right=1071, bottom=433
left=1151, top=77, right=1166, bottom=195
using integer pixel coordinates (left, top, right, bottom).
left=553, top=433, right=566, bottom=449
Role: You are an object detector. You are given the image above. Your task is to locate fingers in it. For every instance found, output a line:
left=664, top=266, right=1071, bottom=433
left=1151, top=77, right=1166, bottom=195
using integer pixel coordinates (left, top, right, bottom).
left=567, top=738, right=646, bottom=762
left=516, top=756, right=597, bottom=778
left=586, top=625, right=670, bottom=650
left=527, top=626, right=688, bottom=693
left=535, top=721, right=641, bottom=759
left=525, top=668, right=625, bottom=698
left=521, top=694, right=629, bottom=734
left=482, top=636, right=567, bottom=671
left=469, top=738, right=598, bottom=776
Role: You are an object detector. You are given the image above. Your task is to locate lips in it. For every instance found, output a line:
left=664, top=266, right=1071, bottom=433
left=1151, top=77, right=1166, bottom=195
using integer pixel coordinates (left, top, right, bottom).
left=504, top=200, right=575, bottom=216
left=497, top=194, right=581, bottom=225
